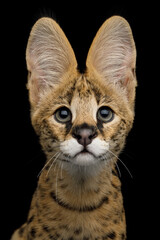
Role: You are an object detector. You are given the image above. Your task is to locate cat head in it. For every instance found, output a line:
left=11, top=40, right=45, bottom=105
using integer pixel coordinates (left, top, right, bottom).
left=26, top=16, right=136, bottom=172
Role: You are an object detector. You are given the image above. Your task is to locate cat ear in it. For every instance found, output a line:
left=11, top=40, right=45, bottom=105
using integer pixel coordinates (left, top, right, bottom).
left=26, top=17, right=77, bottom=108
left=86, top=16, right=137, bottom=107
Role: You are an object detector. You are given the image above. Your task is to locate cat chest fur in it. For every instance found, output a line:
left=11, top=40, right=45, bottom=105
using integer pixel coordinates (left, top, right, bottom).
left=22, top=167, right=126, bottom=240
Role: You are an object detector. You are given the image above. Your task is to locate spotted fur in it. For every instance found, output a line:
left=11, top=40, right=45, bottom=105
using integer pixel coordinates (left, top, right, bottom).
left=11, top=16, right=136, bottom=240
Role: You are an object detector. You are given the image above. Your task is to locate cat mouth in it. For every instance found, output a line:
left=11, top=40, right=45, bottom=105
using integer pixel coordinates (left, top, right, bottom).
left=81, top=149, right=88, bottom=153
left=61, top=150, right=107, bottom=167
left=72, top=149, right=97, bottom=166
left=60, top=144, right=99, bottom=166
left=75, top=148, right=95, bottom=157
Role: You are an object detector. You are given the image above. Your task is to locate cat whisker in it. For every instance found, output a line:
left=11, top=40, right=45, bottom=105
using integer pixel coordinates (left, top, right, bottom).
left=56, top=171, right=58, bottom=198
left=53, top=161, right=59, bottom=172
left=37, top=152, right=60, bottom=178
left=46, top=152, right=61, bottom=177
left=108, top=149, right=133, bottom=178
left=107, top=152, right=121, bottom=178
left=60, top=162, right=63, bottom=179
left=55, top=160, right=63, bottom=199
left=56, top=164, right=60, bottom=197
left=115, top=161, right=122, bottom=178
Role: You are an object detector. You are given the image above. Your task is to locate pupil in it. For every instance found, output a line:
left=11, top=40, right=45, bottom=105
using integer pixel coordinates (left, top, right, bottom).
left=60, top=110, right=68, bottom=118
left=101, top=109, right=109, bottom=117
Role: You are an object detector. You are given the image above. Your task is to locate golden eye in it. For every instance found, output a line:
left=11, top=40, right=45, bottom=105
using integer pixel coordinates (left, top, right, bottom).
left=97, top=106, right=114, bottom=123
left=54, top=107, right=72, bottom=123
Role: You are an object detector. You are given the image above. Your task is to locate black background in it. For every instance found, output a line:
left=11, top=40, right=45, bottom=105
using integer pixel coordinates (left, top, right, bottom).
left=2, top=1, right=157, bottom=240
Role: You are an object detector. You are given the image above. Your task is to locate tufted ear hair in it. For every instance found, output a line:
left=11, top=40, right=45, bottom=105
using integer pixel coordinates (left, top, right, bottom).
left=26, top=17, right=77, bottom=108
left=86, top=16, right=137, bottom=108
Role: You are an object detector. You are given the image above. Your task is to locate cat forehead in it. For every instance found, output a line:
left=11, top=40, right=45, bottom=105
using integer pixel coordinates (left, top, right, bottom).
left=45, top=74, right=123, bottom=115
left=74, top=75, right=100, bottom=100
left=38, top=74, right=127, bottom=119
left=71, top=93, right=98, bottom=124
left=56, top=75, right=112, bottom=105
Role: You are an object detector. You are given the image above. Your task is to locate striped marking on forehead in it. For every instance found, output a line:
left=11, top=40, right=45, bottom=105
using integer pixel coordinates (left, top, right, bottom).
left=74, top=75, right=92, bottom=97
left=70, top=92, right=98, bottom=124
left=54, top=75, right=104, bottom=109
left=74, top=75, right=103, bottom=103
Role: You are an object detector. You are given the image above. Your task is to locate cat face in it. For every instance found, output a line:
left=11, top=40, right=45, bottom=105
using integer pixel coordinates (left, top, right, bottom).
left=31, top=74, right=133, bottom=171
left=26, top=16, right=136, bottom=172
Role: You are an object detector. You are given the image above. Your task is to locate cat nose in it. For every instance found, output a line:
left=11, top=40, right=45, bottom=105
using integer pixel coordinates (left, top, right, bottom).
left=72, top=127, right=97, bottom=147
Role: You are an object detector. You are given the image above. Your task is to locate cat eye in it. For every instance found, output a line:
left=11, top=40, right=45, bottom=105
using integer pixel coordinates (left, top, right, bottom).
left=54, top=107, right=72, bottom=123
left=97, top=106, right=114, bottom=123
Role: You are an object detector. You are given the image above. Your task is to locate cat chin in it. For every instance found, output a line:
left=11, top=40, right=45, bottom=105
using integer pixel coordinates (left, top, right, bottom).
left=73, top=152, right=97, bottom=166
left=61, top=153, right=108, bottom=178
left=63, top=159, right=106, bottom=179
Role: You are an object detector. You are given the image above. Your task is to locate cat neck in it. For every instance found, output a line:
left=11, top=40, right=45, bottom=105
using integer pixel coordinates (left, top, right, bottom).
left=37, top=158, right=121, bottom=211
